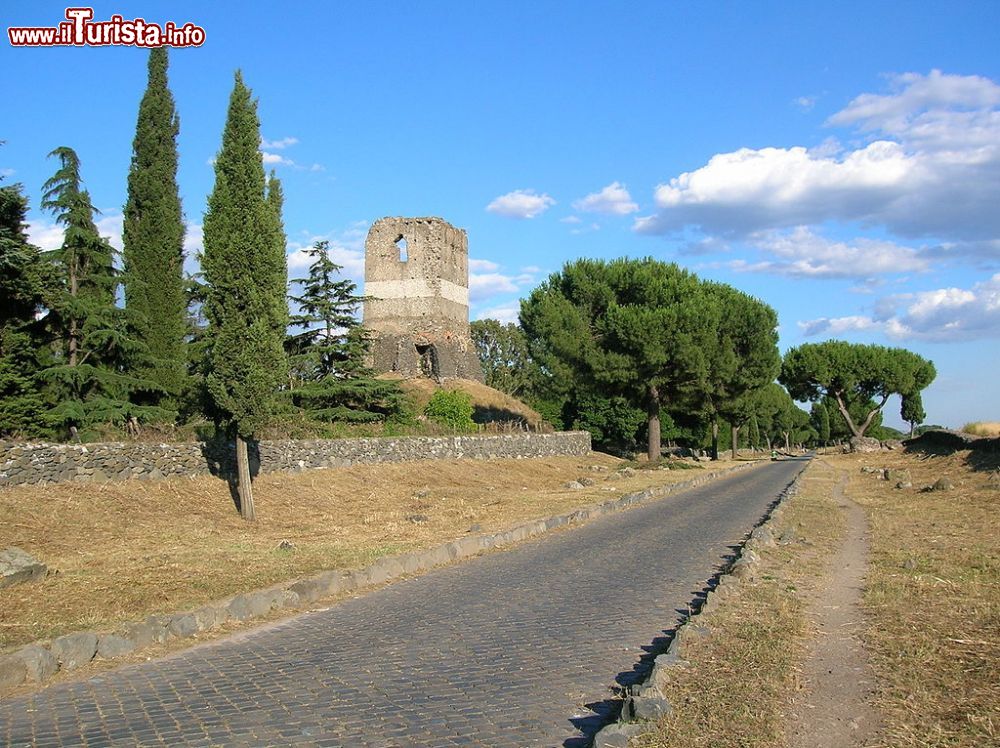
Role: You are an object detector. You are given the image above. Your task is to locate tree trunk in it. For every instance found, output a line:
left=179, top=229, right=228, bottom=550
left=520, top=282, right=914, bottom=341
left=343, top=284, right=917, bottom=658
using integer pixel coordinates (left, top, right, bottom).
left=731, top=423, right=739, bottom=460
left=784, top=430, right=791, bottom=451
left=710, top=417, right=719, bottom=461
left=236, top=434, right=256, bottom=521
left=909, top=422, right=915, bottom=439
left=647, top=385, right=660, bottom=462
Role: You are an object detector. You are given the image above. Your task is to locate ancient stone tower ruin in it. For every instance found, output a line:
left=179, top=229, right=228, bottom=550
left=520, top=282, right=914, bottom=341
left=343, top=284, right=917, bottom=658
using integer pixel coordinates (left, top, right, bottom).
left=363, top=217, right=484, bottom=381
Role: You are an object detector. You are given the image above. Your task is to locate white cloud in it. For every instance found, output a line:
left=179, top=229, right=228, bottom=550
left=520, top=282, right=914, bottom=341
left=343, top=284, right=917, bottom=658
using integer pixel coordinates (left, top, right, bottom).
left=798, top=315, right=880, bottom=337
left=469, top=258, right=500, bottom=272
left=286, top=227, right=367, bottom=285
left=828, top=69, right=1000, bottom=135
left=261, top=151, right=294, bottom=166
left=486, top=189, right=555, bottom=219
left=635, top=71, right=1000, bottom=245
left=469, top=262, right=538, bottom=302
left=730, top=226, right=929, bottom=279
left=261, top=136, right=299, bottom=150
left=0, top=167, right=15, bottom=178
left=573, top=181, right=638, bottom=215
left=521, top=265, right=541, bottom=274
left=800, top=273, right=1000, bottom=342
left=96, top=211, right=123, bottom=251
left=795, top=95, right=818, bottom=111
left=25, top=212, right=122, bottom=252
left=182, top=221, right=203, bottom=276
left=474, top=303, right=520, bottom=324
left=26, top=220, right=64, bottom=251
left=560, top=215, right=582, bottom=224
left=470, top=272, right=519, bottom=299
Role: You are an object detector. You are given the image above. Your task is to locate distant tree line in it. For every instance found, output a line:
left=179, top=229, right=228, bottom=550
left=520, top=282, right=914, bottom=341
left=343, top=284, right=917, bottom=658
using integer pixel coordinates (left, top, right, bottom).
left=472, top=259, right=935, bottom=458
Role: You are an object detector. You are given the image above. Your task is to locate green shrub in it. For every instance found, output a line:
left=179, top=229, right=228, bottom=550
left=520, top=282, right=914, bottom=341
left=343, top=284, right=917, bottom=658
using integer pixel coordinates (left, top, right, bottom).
left=424, top=389, right=476, bottom=431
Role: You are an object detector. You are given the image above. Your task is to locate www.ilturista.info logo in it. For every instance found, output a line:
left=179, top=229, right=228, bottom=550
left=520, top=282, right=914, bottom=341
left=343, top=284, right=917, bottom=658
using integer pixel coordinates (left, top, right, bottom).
left=8, top=7, right=205, bottom=48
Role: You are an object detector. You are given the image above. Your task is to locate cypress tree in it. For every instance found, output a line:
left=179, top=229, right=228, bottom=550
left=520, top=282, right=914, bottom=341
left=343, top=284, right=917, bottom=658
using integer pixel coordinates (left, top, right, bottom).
left=203, top=72, right=288, bottom=520
left=122, top=47, right=187, bottom=414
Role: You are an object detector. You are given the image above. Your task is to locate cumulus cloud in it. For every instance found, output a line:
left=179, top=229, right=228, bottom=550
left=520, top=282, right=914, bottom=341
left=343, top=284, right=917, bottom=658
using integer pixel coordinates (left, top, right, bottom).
left=26, top=220, right=65, bottom=251
left=486, top=189, right=555, bottom=219
left=26, top=211, right=123, bottom=252
left=635, top=70, right=1000, bottom=244
left=469, top=258, right=500, bottom=272
left=96, top=211, right=123, bottom=250
left=560, top=215, right=582, bottom=224
left=469, top=265, right=536, bottom=302
left=730, top=226, right=929, bottom=279
left=798, top=315, right=881, bottom=337
left=261, top=151, right=294, bottom=166
left=286, top=225, right=369, bottom=289
left=800, top=273, right=1000, bottom=342
left=0, top=167, right=15, bottom=178
left=573, top=181, right=639, bottom=215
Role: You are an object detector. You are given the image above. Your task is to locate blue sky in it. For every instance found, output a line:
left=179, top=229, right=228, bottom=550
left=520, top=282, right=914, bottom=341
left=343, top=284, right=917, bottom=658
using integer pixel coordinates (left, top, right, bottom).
left=3, top=1, right=999, bottom=430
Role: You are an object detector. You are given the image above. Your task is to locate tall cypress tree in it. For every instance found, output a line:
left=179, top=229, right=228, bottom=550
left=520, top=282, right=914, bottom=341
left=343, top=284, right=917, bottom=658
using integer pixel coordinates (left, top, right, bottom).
left=122, top=47, right=187, bottom=414
left=203, top=72, right=288, bottom=520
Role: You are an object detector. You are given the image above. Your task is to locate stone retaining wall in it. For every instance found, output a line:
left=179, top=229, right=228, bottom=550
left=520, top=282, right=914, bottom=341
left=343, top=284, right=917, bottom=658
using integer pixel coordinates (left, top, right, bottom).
left=0, top=432, right=591, bottom=488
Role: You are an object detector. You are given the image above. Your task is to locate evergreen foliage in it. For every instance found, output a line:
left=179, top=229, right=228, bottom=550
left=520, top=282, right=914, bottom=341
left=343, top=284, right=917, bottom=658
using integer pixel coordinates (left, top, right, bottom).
left=0, top=173, right=51, bottom=436
left=901, top=391, right=926, bottom=437
left=701, top=282, right=781, bottom=458
left=39, top=147, right=164, bottom=437
left=470, top=319, right=536, bottom=397
left=202, top=72, right=288, bottom=440
left=286, top=240, right=403, bottom=422
left=122, top=47, right=187, bottom=413
left=780, top=341, right=936, bottom=438
left=202, top=72, right=289, bottom=518
left=810, top=401, right=831, bottom=444
left=520, top=257, right=714, bottom=461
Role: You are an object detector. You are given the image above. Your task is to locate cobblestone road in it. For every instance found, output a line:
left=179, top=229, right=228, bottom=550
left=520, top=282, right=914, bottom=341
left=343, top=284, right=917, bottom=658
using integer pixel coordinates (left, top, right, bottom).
left=0, top=459, right=807, bottom=747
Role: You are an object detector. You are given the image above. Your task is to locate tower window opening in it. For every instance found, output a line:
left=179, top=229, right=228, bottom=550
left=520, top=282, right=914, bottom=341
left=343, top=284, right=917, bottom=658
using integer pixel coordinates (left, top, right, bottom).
left=395, top=235, right=408, bottom=262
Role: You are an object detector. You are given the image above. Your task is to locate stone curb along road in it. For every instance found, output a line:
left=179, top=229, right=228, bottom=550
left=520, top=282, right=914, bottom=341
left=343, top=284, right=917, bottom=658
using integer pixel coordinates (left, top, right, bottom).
left=0, top=460, right=767, bottom=695
left=591, top=459, right=809, bottom=748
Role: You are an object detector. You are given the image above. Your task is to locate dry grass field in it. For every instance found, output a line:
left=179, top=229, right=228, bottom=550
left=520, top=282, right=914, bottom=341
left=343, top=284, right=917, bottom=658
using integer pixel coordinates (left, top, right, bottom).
left=0, top=453, right=726, bottom=653
left=960, top=421, right=1000, bottom=437
left=633, top=447, right=999, bottom=748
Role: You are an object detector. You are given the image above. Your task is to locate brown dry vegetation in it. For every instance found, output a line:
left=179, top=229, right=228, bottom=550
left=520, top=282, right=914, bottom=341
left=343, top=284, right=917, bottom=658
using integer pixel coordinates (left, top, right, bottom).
left=841, top=448, right=1000, bottom=747
left=0, top=453, right=725, bottom=653
left=392, top=375, right=545, bottom=427
left=633, top=450, right=999, bottom=748
left=960, top=421, right=1000, bottom=437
